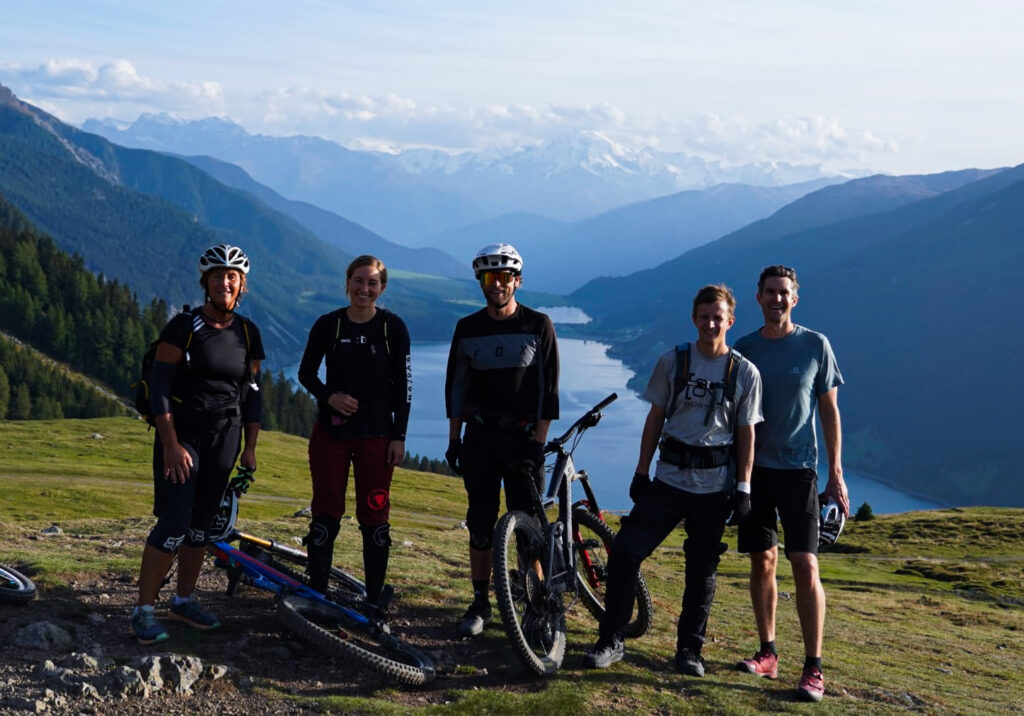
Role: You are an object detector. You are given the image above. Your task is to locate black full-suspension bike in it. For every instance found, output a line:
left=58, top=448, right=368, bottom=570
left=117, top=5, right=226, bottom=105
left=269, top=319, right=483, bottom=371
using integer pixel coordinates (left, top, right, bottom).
left=492, top=393, right=654, bottom=676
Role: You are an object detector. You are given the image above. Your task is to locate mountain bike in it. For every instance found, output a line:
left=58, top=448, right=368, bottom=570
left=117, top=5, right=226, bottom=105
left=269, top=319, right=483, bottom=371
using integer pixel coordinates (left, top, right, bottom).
left=493, top=393, right=654, bottom=676
left=207, top=470, right=435, bottom=685
left=0, top=562, right=36, bottom=604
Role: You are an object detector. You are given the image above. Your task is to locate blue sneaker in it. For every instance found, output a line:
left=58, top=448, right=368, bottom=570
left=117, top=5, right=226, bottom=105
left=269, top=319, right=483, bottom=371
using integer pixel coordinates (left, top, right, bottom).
left=131, top=606, right=169, bottom=645
left=168, top=596, right=220, bottom=630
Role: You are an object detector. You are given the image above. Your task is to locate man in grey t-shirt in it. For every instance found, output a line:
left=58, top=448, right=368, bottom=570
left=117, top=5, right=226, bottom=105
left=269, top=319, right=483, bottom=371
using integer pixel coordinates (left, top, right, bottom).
left=584, top=284, right=762, bottom=676
left=733, top=265, right=849, bottom=703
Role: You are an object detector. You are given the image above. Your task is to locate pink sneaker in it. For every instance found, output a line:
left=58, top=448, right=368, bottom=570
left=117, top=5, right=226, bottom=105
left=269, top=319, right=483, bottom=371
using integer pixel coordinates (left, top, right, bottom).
left=798, top=666, right=824, bottom=702
left=736, top=648, right=779, bottom=679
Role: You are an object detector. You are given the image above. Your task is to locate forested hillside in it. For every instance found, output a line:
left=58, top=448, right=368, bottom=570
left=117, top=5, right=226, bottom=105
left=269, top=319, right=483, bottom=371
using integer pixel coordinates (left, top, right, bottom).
left=0, top=85, right=487, bottom=367
left=0, top=194, right=319, bottom=430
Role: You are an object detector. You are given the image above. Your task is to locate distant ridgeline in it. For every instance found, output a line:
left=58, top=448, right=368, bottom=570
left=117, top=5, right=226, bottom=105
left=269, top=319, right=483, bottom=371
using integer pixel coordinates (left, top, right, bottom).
left=0, top=194, right=314, bottom=432
left=572, top=166, right=1024, bottom=508
left=0, top=83, right=482, bottom=370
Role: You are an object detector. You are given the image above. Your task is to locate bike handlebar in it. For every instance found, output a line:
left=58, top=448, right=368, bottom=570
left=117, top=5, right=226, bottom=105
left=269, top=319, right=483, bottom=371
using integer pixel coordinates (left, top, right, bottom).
left=547, top=393, right=617, bottom=450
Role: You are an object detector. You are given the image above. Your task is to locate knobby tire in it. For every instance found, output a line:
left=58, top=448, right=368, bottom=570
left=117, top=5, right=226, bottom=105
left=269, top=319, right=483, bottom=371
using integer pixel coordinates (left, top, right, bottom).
left=493, top=511, right=567, bottom=677
left=572, top=508, right=653, bottom=638
left=276, top=593, right=434, bottom=686
left=0, top=563, right=36, bottom=604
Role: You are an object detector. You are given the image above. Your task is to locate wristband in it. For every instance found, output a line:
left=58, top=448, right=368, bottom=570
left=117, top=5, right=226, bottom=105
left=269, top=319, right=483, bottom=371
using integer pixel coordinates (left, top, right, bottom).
left=736, top=481, right=751, bottom=494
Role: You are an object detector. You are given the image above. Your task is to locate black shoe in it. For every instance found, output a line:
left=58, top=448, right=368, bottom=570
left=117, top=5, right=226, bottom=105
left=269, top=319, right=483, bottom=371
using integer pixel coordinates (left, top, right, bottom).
left=584, top=636, right=624, bottom=669
left=675, top=647, right=705, bottom=677
left=457, top=602, right=492, bottom=637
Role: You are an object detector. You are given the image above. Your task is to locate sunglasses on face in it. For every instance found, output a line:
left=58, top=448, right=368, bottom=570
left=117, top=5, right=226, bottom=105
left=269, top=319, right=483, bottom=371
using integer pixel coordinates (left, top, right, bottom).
left=480, top=270, right=518, bottom=287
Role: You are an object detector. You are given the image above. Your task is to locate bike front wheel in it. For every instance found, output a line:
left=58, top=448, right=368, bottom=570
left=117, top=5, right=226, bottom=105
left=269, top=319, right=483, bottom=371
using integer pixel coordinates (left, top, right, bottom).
left=277, top=593, right=434, bottom=686
left=0, top=563, right=36, bottom=604
left=493, top=511, right=567, bottom=677
left=573, top=508, right=653, bottom=638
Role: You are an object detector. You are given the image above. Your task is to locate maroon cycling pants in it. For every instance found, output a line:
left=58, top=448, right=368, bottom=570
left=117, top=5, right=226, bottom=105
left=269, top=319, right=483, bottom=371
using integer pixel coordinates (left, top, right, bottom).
left=308, top=422, right=392, bottom=526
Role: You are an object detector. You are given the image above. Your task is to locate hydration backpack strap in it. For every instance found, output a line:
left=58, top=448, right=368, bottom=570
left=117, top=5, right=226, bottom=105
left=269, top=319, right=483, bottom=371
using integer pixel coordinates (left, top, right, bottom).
left=666, top=343, right=690, bottom=419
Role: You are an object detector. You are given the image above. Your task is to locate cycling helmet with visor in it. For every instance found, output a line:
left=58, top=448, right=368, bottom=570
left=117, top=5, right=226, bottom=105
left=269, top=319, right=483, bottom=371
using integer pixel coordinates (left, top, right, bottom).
left=818, top=493, right=846, bottom=548
left=473, top=243, right=523, bottom=279
left=199, top=244, right=250, bottom=276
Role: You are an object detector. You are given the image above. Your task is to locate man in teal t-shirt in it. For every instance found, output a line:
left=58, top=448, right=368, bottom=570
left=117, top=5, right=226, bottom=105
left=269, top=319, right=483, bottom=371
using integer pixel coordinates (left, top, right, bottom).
left=732, top=265, right=849, bottom=704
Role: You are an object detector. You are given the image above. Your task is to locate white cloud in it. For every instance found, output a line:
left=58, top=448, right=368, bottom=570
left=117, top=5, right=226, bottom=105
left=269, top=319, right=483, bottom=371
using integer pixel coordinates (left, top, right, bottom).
left=0, top=58, right=898, bottom=170
left=0, top=59, right=224, bottom=113
left=671, top=113, right=899, bottom=169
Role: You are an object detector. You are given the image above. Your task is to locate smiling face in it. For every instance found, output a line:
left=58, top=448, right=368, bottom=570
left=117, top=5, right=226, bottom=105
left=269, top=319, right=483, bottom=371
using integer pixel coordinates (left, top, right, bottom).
left=346, top=265, right=385, bottom=309
left=756, top=275, right=799, bottom=326
left=692, top=299, right=735, bottom=353
left=203, top=267, right=244, bottom=311
left=479, top=269, right=521, bottom=312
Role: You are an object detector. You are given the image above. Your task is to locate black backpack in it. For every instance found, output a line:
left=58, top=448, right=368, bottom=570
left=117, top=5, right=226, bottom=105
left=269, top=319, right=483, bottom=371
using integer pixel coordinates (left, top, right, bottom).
left=132, top=306, right=255, bottom=427
left=132, top=305, right=195, bottom=427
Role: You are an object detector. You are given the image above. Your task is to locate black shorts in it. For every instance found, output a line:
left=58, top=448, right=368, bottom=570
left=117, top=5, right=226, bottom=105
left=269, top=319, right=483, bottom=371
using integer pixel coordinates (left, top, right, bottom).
left=737, top=466, right=819, bottom=556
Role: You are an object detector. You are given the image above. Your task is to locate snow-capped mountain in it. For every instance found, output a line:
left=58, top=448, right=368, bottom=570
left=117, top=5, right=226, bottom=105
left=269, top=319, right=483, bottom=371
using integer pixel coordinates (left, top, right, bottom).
left=82, top=115, right=857, bottom=239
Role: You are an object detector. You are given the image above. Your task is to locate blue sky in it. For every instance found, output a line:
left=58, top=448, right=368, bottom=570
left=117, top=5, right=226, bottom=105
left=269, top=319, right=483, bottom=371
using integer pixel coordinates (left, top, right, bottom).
left=1, top=0, right=1021, bottom=173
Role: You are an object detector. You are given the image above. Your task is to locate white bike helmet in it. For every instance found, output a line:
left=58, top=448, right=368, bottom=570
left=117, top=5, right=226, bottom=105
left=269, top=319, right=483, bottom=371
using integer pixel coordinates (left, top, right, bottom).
left=818, top=493, right=846, bottom=548
left=199, top=244, right=250, bottom=276
left=472, top=243, right=523, bottom=278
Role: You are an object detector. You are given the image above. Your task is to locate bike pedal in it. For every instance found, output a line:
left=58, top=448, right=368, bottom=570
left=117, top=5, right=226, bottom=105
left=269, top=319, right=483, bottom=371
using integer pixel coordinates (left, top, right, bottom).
left=578, top=539, right=601, bottom=549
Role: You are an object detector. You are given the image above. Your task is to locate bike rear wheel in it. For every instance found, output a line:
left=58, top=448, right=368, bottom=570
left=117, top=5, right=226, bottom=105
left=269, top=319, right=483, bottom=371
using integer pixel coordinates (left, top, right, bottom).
left=573, top=507, right=653, bottom=638
left=0, top=563, right=36, bottom=604
left=493, top=511, right=567, bottom=676
left=277, top=593, right=434, bottom=685
left=236, top=534, right=366, bottom=603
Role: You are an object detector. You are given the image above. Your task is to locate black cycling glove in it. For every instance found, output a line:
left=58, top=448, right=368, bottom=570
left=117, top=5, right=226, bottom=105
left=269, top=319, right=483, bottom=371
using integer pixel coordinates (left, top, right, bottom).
left=629, top=472, right=652, bottom=503
left=727, top=491, right=751, bottom=526
left=445, top=438, right=462, bottom=476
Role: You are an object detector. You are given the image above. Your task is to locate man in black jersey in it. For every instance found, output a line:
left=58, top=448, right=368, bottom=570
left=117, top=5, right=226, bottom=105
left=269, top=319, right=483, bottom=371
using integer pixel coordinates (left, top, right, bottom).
left=445, top=243, right=559, bottom=637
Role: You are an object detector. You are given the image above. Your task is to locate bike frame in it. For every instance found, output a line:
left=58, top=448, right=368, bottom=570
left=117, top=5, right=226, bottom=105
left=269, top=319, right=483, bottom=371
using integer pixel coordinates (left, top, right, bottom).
left=525, top=393, right=618, bottom=600
left=208, top=533, right=381, bottom=634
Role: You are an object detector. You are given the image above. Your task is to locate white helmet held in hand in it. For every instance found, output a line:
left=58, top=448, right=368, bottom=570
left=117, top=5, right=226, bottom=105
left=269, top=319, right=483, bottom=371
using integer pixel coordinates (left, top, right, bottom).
left=199, top=244, right=250, bottom=276
left=472, top=243, right=523, bottom=278
left=818, top=493, right=846, bottom=548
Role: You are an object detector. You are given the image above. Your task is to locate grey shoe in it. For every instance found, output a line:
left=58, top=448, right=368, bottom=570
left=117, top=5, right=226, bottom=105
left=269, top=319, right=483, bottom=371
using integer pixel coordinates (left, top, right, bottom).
left=675, top=647, right=705, bottom=677
left=457, top=602, right=491, bottom=637
left=131, top=606, right=169, bottom=645
left=168, top=597, right=220, bottom=630
left=583, top=636, right=624, bottom=669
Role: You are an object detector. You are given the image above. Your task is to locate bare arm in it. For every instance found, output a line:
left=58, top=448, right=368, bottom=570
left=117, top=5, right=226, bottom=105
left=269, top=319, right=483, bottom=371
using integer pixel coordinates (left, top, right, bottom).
left=534, top=419, right=551, bottom=445
left=734, top=423, right=755, bottom=487
left=152, top=342, right=193, bottom=484
left=635, top=404, right=665, bottom=475
left=819, top=387, right=849, bottom=516
left=240, top=359, right=261, bottom=471
left=449, top=418, right=463, bottom=441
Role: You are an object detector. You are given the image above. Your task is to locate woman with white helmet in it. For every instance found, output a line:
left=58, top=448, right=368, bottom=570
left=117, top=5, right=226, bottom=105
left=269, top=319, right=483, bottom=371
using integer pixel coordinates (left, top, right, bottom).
left=131, top=244, right=265, bottom=645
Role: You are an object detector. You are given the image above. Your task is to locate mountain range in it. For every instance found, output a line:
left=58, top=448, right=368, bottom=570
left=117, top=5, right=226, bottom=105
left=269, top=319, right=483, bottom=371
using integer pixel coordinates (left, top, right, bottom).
left=83, top=115, right=854, bottom=242
left=419, top=177, right=842, bottom=292
left=0, top=84, right=487, bottom=365
left=572, top=165, right=1021, bottom=507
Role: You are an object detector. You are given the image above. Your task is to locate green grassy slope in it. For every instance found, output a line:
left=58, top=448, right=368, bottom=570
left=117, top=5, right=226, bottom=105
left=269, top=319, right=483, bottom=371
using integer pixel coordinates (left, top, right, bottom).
left=2, top=417, right=1022, bottom=713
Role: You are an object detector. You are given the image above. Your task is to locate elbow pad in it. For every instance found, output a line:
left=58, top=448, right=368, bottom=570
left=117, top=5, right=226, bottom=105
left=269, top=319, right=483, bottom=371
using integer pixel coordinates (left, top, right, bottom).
left=149, top=361, right=179, bottom=418
left=242, top=376, right=263, bottom=424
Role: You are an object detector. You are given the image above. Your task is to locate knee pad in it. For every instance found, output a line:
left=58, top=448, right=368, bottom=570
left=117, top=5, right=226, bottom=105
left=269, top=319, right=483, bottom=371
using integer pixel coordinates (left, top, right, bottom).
left=303, top=514, right=341, bottom=549
left=360, top=523, right=391, bottom=549
left=146, top=508, right=191, bottom=553
left=469, top=531, right=492, bottom=551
